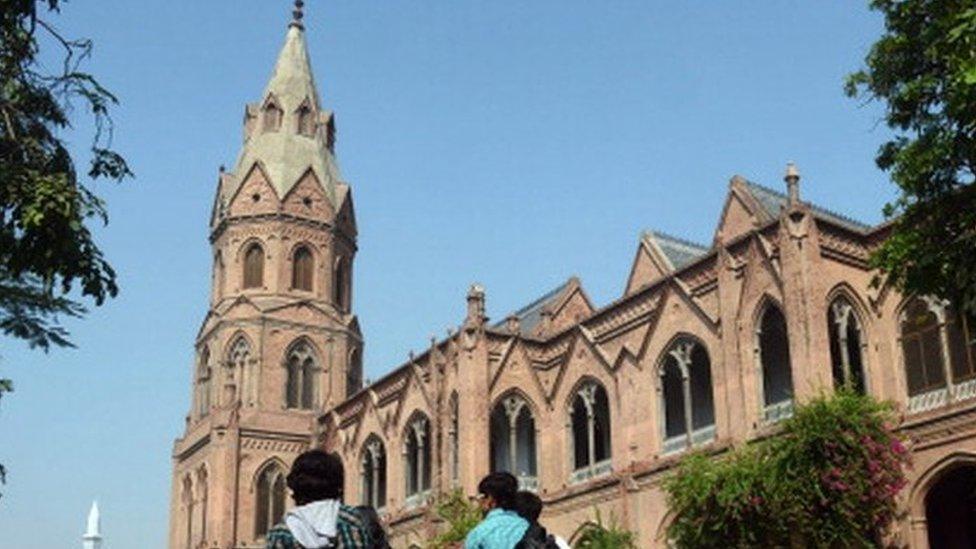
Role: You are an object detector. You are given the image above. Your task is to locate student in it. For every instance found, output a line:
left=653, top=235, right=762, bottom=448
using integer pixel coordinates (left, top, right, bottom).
left=513, top=491, right=570, bottom=549
left=265, top=450, right=372, bottom=548
left=465, top=472, right=529, bottom=549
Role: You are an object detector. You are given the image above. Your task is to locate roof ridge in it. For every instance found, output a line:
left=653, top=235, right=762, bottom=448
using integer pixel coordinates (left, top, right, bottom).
left=743, top=180, right=870, bottom=230
left=645, top=230, right=710, bottom=252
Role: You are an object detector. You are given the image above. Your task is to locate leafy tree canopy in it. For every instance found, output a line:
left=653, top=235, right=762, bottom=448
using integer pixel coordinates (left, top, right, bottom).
left=846, top=0, right=976, bottom=313
left=0, top=0, right=131, bottom=351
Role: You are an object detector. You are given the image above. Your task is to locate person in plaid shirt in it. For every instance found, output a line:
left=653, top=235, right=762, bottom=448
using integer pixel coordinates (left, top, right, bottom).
left=265, top=450, right=372, bottom=548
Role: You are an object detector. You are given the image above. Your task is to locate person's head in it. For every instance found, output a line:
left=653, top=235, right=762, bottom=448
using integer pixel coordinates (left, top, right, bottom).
left=476, top=472, right=518, bottom=513
left=286, top=450, right=344, bottom=505
left=514, top=490, right=543, bottom=523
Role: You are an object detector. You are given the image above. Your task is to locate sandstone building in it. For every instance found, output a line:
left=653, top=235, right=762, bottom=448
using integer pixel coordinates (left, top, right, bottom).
left=169, top=7, right=976, bottom=548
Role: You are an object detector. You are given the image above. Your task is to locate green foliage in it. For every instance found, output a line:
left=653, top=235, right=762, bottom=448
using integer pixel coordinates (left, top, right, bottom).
left=572, top=509, right=638, bottom=549
left=665, top=391, right=910, bottom=548
left=846, top=0, right=976, bottom=314
left=0, top=0, right=132, bottom=352
left=426, top=490, right=483, bottom=549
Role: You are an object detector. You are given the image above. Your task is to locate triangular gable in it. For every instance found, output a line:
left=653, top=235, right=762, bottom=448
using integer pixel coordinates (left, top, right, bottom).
left=334, top=184, right=358, bottom=238
left=281, top=168, right=335, bottom=220
left=734, top=236, right=786, bottom=322
left=489, top=341, right=550, bottom=407
left=714, top=176, right=768, bottom=244
left=390, top=364, right=435, bottom=429
left=227, top=162, right=281, bottom=216
left=624, top=240, right=669, bottom=295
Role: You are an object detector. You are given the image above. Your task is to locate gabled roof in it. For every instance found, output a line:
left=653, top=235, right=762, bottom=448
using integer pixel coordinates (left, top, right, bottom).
left=642, top=230, right=710, bottom=271
left=743, top=180, right=871, bottom=232
left=493, top=279, right=574, bottom=335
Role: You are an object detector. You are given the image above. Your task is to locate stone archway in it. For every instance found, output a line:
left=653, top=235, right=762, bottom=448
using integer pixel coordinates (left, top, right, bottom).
left=924, top=464, right=976, bottom=548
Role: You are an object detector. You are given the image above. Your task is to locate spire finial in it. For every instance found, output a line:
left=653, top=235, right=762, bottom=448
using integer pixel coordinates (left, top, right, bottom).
left=784, top=161, right=800, bottom=206
left=290, top=0, right=305, bottom=29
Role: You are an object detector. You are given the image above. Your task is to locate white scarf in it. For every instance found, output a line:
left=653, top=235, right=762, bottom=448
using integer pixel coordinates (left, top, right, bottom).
left=284, top=499, right=341, bottom=548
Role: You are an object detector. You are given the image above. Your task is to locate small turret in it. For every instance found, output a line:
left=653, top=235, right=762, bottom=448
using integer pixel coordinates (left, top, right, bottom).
left=784, top=161, right=801, bottom=207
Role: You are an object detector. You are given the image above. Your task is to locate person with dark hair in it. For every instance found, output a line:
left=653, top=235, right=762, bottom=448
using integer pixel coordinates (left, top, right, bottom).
left=464, top=472, right=529, bottom=548
left=265, top=450, right=372, bottom=548
left=354, top=505, right=390, bottom=549
left=512, top=491, right=569, bottom=549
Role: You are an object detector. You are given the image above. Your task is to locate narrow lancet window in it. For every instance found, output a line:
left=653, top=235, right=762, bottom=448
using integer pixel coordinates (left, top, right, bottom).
left=254, top=463, right=286, bottom=538
left=828, top=297, right=867, bottom=393
left=292, top=246, right=314, bottom=291
left=285, top=341, right=317, bottom=410
left=660, top=338, right=715, bottom=453
left=757, top=302, right=794, bottom=421
left=569, top=381, right=612, bottom=482
left=490, top=395, right=538, bottom=490
left=243, top=243, right=264, bottom=289
left=361, top=436, right=387, bottom=509
left=404, top=415, right=431, bottom=502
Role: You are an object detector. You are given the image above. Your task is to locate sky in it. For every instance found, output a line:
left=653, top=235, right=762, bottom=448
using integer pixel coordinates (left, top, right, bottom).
left=0, top=1, right=894, bottom=547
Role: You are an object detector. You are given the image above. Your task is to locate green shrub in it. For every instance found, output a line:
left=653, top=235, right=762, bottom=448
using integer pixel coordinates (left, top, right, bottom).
left=665, top=391, right=910, bottom=548
left=572, top=509, right=638, bottom=549
left=426, top=489, right=483, bottom=549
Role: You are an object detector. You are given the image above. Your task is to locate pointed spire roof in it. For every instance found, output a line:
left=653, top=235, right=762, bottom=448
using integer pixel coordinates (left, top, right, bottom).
left=227, top=6, right=341, bottom=204
left=84, top=500, right=101, bottom=540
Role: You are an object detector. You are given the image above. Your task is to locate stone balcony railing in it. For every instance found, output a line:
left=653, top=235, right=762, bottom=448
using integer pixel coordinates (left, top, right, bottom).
left=662, top=424, right=717, bottom=455
left=908, top=377, right=976, bottom=414
left=569, top=458, right=612, bottom=485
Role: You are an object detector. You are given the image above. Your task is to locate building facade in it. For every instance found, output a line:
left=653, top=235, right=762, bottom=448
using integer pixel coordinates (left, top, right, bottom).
left=169, top=8, right=976, bottom=549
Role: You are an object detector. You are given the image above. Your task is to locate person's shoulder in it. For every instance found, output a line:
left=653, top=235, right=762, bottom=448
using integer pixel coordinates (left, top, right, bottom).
left=265, top=523, right=298, bottom=549
left=338, top=503, right=366, bottom=526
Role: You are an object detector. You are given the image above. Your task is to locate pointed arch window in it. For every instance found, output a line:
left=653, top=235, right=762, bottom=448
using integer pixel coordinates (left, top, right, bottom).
left=569, top=381, right=612, bottom=483
left=828, top=297, right=867, bottom=394
left=243, top=243, right=265, bottom=289
left=757, top=302, right=794, bottom=422
left=197, top=468, right=209, bottom=544
left=490, top=394, right=538, bottom=490
left=263, top=102, right=283, bottom=132
left=182, top=476, right=194, bottom=549
left=285, top=341, right=318, bottom=410
left=404, top=415, right=431, bottom=506
left=296, top=104, right=315, bottom=136
left=292, top=245, right=314, bottom=291
left=360, top=436, right=387, bottom=509
left=346, top=348, right=362, bottom=398
left=254, top=463, right=286, bottom=538
left=228, top=336, right=252, bottom=407
left=900, top=297, right=976, bottom=412
left=197, top=347, right=211, bottom=418
left=333, top=257, right=348, bottom=311
left=660, top=338, right=715, bottom=454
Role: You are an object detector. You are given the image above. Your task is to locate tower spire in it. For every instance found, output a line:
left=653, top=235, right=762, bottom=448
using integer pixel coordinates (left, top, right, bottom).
left=290, top=0, right=305, bottom=29
left=83, top=501, right=102, bottom=549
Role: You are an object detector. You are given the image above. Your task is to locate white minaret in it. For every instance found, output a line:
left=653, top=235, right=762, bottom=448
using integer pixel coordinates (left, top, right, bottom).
left=83, top=501, right=102, bottom=549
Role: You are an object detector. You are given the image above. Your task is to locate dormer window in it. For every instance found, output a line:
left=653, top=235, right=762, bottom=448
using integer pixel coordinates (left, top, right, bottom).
left=262, top=102, right=283, bottom=132
left=296, top=104, right=315, bottom=136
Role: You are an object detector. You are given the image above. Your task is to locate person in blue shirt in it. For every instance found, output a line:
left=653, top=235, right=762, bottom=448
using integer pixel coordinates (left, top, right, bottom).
left=465, top=472, right=529, bottom=549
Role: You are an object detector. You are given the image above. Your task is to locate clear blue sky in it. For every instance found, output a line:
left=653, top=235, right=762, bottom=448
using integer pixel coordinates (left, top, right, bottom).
left=0, top=1, right=893, bottom=547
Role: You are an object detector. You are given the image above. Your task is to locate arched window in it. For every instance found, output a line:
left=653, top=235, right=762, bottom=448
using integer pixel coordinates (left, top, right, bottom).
left=197, top=347, right=211, bottom=418
left=346, top=348, right=362, bottom=398
left=228, top=336, right=252, bottom=406
left=333, top=257, right=348, bottom=311
left=182, top=476, right=194, bottom=549
left=360, top=436, right=387, bottom=509
left=254, top=462, right=286, bottom=538
left=292, top=246, right=314, bottom=291
left=947, top=309, right=976, bottom=385
left=902, top=297, right=947, bottom=399
left=285, top=341, right=317, bottom=410
left=243, top=243, right=264, bottom=289
left=213, top=251, right=225, bottom=300
left=296, top=104, right=315, bottom=136
left=490, top=394, right=538, bottom=490
left=404, top=415, right=431, bottom=505
left=569, top=381, right=612, bottom=483
left=828, top=296, right=867, bottom=393
left=757, top=302, right=794, bottom=422
left=197, top=468, right=208, bottom=544
left=660, top=338, right=715, bottom=453
left=263, top=102, right=283, bottom=132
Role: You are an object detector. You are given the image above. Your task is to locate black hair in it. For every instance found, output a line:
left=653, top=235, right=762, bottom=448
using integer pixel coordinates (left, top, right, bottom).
left=355, top=505, right=391, bottom=549
left=286, top=450, right=344, bottom=505
left=514, top=490, right=543, bottom=522
left=477, top=471, right=519, bottom=510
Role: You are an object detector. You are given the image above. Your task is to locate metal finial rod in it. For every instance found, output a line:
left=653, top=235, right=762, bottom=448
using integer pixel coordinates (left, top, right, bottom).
left=291, top=0, right=305, bottom=29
